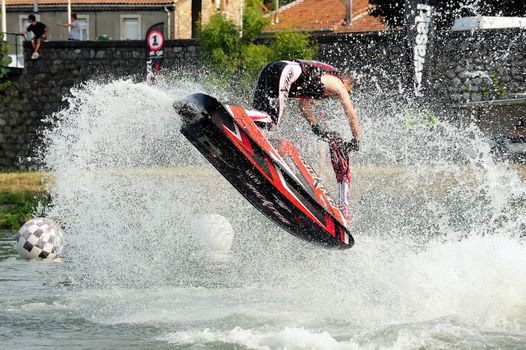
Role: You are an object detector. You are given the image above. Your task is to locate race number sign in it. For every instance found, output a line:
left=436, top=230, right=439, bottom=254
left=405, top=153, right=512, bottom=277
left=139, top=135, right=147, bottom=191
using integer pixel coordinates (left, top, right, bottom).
left=145, top=22, right=165, bottom=84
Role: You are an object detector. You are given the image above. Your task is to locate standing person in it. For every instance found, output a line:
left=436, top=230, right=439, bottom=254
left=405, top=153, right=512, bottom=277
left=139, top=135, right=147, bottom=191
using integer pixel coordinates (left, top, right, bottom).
left=22, top=15, right=49, bottom=60
left=252, top=59, right=361, bottom=220
left=58, top=13, right=81, bottom=41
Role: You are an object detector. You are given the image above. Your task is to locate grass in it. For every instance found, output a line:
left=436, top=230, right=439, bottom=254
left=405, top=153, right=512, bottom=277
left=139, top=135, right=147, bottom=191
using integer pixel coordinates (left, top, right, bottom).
left=0, top=172, right=50, bottom=230
left=511, top=164, right=526, bottom=179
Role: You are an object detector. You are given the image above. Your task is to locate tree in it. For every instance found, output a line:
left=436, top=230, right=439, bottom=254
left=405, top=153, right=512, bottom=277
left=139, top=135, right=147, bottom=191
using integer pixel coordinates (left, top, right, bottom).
left=368, top=0, right=404, bottom=27
left=0, top=36, right=12, bottom=92
left=369, top=0, right=526, bottom=29
left=198, top=0, right=316, bottom=92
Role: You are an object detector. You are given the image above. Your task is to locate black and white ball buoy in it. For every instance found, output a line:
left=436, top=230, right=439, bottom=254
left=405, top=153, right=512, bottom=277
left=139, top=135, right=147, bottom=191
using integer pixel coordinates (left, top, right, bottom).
left=16, top=218, right=64, bottom=260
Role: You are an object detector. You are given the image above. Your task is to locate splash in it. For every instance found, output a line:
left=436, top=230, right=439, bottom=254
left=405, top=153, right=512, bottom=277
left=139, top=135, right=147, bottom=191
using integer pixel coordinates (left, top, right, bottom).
left=39, top=77, right=526, bottom=346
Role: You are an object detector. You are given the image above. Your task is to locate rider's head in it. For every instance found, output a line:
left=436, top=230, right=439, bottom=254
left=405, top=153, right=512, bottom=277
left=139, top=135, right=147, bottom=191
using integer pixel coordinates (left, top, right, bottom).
left=339, top=74, right=354, bottom=93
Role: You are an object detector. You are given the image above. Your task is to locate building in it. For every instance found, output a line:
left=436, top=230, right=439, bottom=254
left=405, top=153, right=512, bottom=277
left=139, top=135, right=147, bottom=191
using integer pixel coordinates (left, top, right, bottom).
left=266, top=0, right=386, bottom=33
left=2, top=0, right=242, bottom=45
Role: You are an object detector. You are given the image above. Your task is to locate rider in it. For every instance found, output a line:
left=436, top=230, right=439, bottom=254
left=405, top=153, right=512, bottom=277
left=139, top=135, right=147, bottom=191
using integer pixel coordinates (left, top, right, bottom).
left=252, top=59, right=361, bottom=152
left=252, top=59, right=361, bottom=221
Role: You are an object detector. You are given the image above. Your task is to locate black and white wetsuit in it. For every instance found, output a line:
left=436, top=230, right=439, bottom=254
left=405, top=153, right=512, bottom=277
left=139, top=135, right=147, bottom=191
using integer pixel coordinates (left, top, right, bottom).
left=252, top=59, right=340, bottom=125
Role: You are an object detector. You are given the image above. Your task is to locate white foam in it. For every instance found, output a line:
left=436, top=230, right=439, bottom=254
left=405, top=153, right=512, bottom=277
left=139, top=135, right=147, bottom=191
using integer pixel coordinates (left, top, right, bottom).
left=161, top=326, right=343, bottom=350
left=38, top=78, right=526, bottom=347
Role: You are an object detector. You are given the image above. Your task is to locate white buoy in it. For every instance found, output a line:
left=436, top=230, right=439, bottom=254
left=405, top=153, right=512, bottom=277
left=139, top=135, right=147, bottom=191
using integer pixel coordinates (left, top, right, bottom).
left=16, top=218, right=64, bottom=260
left=191, top=214, right=234, bottom=261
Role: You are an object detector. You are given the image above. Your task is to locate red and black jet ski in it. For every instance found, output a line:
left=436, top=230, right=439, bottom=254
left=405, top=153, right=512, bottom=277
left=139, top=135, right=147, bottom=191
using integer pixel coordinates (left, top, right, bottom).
left=175, top=93, right=353, bottom=249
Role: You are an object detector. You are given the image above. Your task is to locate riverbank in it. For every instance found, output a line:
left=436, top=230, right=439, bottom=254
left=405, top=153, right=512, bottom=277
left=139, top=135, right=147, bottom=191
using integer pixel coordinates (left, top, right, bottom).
left=0, top=172, right=50, bottom=229
left=1, top=164, right=524, bottom=230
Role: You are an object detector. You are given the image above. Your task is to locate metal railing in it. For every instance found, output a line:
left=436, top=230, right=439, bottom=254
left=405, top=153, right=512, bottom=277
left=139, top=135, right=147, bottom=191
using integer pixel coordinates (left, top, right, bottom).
left=1, top=32, right=25, bottom=68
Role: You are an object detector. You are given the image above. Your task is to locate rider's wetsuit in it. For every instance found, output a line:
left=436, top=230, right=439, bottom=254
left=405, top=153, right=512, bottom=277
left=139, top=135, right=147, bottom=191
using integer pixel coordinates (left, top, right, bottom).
left=252, top=59, right=342, bottom=125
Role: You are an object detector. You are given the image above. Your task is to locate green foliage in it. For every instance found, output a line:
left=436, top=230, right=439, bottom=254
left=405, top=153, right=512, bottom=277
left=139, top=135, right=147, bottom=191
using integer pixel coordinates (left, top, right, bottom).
left=368, top=0, right=404, bottom=27
left=482, top=71, right=508, bottom=100
left=198, top=1, right=317, bottom=93
left=243, top=0, right=271, bottom=42
left=0, top=37, right=12, bottom=92
left=404, top=108, right=438, bottom=129
left=198, top=13, right=242, bottom=75
left=269, top=31, right=316, bottom=61
left=241, top=43, right=272, bottom=79
left=0, top=191, right=49, bottom=230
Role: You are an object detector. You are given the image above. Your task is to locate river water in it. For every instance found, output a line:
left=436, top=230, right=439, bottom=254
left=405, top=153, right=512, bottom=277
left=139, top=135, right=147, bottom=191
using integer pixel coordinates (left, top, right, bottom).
left=1, top=79, right=525, bottom=349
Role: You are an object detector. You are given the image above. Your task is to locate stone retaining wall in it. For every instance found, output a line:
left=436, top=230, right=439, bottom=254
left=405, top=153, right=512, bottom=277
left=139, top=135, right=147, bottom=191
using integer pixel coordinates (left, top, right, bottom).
left=432, top=28, right=526, bottom=104
left=0, top=40, right=199, bottom=169
left=1, top=28, right=525, bottom=169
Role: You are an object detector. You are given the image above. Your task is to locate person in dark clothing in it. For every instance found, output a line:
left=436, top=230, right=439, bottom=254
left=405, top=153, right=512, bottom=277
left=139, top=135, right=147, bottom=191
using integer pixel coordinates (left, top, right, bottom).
left=22, top=15, right=49, bottom=60
left=252, top=59, right=361, bottom=152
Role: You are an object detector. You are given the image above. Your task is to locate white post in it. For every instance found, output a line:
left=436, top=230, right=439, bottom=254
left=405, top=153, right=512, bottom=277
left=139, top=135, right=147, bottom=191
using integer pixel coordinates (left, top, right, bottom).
left=345, top=0, right=352, bottom=26
left=67, top=0, right=71, bottom=33
left=164, top=7, right=171, bottom=39
left=1, top=0, right=6, bottom=41
left=274, top=0, right=279, bottom=23
left=172, top=0, right=177, bottom=39
left=33, top=0, right=38, bottom=16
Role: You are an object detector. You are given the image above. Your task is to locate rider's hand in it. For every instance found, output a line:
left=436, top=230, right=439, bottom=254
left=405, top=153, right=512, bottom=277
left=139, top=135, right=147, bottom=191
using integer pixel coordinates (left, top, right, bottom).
left=311, top=124, right=342, bottom=143
left=312, top=124, right=360, bottom=152
left=311, top=124, right=323, bottom=137
left=341, top=139, right=360, bottom=153
left=334, top=139, right=359, bottom=153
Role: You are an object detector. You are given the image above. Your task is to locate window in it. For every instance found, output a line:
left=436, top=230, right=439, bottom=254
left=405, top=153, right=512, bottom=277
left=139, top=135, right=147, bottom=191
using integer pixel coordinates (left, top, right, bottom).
left=120, top=15, right=141, bottom=40
left=77, top=15, right=89, bottom=40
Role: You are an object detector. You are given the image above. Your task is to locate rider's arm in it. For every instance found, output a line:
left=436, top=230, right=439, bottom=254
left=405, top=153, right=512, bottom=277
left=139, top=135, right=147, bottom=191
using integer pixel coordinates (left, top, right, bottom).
left=298, top=98, right=317, bottom=126
left=338, top=92, right=361, bottom=141
left=321, top=75, right=361, bottom=141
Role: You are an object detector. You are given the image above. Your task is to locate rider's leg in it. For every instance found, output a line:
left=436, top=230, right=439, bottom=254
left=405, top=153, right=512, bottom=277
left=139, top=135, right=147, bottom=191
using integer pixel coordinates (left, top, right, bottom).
left=252, top=61, right=301, bottom=125
left=276, top=63, right=302, bottom=124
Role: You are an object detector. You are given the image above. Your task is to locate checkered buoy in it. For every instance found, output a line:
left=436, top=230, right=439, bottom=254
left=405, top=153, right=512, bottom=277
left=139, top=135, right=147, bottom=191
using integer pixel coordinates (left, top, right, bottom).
left=16, top=218, right=64, bottom=260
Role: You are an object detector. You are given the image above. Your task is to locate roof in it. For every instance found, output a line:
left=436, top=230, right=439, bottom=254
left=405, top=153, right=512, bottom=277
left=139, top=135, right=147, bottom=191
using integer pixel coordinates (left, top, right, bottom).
left=6, top=0, right=173, bottom=5
left=266, top=0, right=386, bottom=33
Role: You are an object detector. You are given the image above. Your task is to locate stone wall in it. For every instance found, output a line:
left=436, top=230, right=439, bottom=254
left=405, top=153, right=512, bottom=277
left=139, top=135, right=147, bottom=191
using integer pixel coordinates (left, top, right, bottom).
left=1, top=28, right=526, bottom=169
left=432, top=28, right=526, bottom=104
left=0, top=40, right=199, bottom=169
left=316, top=30, right=409, bottom=92
left=314, top=28, right=526, bottom=104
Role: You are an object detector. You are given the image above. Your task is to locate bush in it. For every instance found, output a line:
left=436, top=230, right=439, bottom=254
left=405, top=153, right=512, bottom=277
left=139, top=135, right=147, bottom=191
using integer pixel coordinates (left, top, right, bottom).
left=269, top=31, right=317, bottom=61
left=198, top=0, right=317, bottom=94
left=243, top=0, right=271, bottom=42
left=0, top=191, right=50, bottom=230
left=199, top=13, right=242, bottom=76
left=0, top=37, right=12, bottom=92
